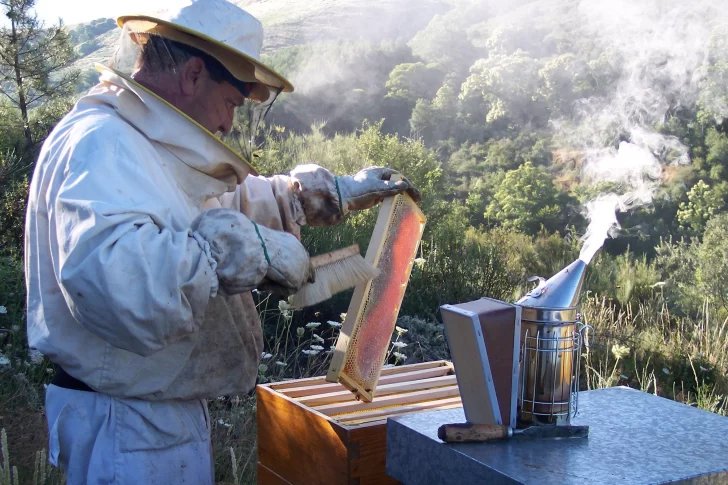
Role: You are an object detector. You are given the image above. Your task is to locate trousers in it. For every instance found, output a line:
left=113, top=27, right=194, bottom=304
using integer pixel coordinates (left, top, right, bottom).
left=45, top=384, right=215, bottom=485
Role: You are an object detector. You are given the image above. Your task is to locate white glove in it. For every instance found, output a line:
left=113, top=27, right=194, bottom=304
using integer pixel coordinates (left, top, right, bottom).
left=190, top=208, right=314, bottom=296
left=289, top=164, right=421, bottom=226
left=338, top=166, right=421, bottom=212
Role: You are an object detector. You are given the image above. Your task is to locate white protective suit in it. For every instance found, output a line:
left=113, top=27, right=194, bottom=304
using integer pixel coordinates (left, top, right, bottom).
left=25, top=65, right=391, bottom=484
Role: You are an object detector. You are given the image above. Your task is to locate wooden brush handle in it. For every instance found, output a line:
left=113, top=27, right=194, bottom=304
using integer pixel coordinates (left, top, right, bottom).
left=437, top=423, right=510, bottom=443
left=310, top=244, right=361, bottom=268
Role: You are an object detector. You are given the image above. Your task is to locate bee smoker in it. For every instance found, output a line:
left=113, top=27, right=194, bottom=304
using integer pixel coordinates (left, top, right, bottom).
left=515, top=259, right=589, bottom=426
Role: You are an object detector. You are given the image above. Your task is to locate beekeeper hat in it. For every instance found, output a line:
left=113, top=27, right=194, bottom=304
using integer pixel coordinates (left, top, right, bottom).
left=117, top=0, right=294, bottom=97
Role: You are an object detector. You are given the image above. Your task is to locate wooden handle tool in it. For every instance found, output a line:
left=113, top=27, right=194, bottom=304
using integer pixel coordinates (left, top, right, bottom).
left=437, top=423, right=589, bottom=443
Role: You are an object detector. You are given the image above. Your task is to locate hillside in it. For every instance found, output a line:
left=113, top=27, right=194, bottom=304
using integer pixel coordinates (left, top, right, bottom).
left=68, top=0, right=451, bottom=76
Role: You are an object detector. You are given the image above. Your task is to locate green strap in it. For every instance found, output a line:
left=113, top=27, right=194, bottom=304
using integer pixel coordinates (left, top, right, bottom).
left=252, top=221, right=271, bottom=265
left=334, top=176, right=345, bottom=216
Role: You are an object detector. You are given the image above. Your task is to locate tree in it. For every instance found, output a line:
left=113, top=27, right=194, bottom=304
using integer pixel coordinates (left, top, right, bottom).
left=485, top=162, right=567, bottom=234
left=385, top=62, right=444, bottom=104
left=677, top=180, right=726, bottom=235
left=697, top=214, right=728, bottom=316
left=0, top=0, right=78, bottom=148
left=459, top=51, right=547, bottom=131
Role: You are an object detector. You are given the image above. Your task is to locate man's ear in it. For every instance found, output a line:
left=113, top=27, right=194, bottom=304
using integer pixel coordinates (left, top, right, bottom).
left=180, top=57, right=206, bottom=96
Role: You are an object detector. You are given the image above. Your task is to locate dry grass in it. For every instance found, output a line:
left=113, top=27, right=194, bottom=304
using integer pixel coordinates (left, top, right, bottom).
left=2, top=292, right=727, bottom=483
left=580, top=294, right=728, bottom=415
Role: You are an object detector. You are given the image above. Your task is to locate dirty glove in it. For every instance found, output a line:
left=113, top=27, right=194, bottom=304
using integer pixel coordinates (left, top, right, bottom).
left=289, top=164, right=421, bottom=227
left=190, top=208, right=314, bottom=296
left=338, top=166, right=421, bottom=211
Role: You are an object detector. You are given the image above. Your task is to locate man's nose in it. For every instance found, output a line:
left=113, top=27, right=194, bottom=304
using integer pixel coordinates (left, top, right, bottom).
left=220, top=116, right=233, bottom=135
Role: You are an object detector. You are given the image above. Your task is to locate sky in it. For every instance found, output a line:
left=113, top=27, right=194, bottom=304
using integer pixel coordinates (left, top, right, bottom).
left=34, top=0, right=175, bottom=26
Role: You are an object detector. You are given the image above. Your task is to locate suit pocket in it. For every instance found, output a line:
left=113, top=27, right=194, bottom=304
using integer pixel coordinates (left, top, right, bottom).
left=117, top=399, right=209, bottom=453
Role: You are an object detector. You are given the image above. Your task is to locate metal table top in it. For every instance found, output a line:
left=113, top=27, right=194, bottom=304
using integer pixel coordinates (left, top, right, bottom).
left=385, top=387, right=728, bottom=485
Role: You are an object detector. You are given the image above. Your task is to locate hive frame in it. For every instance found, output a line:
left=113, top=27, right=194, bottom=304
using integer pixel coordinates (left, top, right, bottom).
left=326, top=181, right=426, bottom=401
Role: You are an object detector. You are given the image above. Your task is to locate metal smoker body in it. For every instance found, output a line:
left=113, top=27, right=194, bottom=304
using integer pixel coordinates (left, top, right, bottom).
left=515, top=259, right=588, bottom=426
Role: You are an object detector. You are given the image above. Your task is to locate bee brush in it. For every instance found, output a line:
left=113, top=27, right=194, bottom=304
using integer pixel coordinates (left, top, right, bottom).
left=289, top=244, right=380, bottom=309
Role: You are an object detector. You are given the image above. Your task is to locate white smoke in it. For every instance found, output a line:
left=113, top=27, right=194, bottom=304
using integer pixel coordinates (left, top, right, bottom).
left=566, top=0, right=720, bottom=261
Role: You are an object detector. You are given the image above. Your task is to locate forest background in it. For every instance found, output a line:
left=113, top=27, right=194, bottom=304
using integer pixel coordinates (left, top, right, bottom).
left=1, top=0, right=727, bottom=483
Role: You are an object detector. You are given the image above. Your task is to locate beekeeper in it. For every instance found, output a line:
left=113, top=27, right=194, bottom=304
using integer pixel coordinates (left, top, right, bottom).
left=24, top=0, right=419, bottom=483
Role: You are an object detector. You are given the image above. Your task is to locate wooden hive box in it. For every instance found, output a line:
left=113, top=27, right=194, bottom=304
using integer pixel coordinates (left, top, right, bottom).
left=256, top=360, right=461, bottom=485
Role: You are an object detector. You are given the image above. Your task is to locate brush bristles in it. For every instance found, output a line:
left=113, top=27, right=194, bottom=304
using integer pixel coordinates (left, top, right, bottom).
left=290, top=254, right=380, bottom=309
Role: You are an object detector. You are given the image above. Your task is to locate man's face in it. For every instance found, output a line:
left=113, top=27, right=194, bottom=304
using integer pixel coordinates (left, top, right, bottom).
left=186, top=72, right=246, bottom=136
left=176, top=57, right=247, bottom=136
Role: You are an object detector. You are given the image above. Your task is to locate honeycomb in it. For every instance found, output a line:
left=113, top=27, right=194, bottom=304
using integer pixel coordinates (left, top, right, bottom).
left=339, top=193, right=426, bottom=396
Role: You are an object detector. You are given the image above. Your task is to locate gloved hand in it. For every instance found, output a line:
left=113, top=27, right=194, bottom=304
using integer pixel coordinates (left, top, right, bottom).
left=289, top=164, right=421, bottom=226
left=337, top=166, right=421, bottom=212
left=190, top=208, right=314, bottom=296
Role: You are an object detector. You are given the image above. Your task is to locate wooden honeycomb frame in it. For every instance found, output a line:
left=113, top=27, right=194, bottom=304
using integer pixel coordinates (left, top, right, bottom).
left=326, top=186, right=426, bottom=401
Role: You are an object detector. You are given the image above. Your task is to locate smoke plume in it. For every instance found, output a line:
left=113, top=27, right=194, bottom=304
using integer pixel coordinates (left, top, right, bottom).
left=565, top=0, right=720, bottom=261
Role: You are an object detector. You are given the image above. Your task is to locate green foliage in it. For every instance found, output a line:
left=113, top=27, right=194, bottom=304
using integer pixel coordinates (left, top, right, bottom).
left=408, top=8, right=487, bottom=73
left=696, top=214, right=728, bottom=315
left=0, top=0, right=79, bottom=148
left=485, top=162, right=569, bottom=234
left=28, top=97, right=75, bottom=146
left=613, top=250, right=661, bottom=306
left=0, top=176, right=28, bottom=259
left=68, top=17, right=115, bottom=45
left=355, top=120, right=444, bottom=201
left=459, top=51, right=546, bottom=129
left=262, top=40, right=413, bottom=134
left=538, top=53, right=594, bottom=116
left=385, top=62, right=444, bottom=104
left=677, top=180, right=726, bottom=235
left=697, top=27, right=728, bottom=124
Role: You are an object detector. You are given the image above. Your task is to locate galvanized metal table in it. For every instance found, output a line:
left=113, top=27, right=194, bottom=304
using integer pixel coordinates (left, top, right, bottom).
left=385, top=386, right=728, bottom=484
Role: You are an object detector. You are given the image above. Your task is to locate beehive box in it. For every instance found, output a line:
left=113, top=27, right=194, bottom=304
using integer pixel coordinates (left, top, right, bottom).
left=256, top=360, right=461, bottom=485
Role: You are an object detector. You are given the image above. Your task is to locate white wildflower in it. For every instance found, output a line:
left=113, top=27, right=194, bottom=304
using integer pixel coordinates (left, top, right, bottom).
left=312, top=334, right=325, bottom=344
left=327, top=321, right=342, bottom=328
left=43, top=383, right=48, bottom=390
left=0, top=306, right=7, bottom=314
left=278, top=300, right=291, bottom=312
left=217, top=419, right=232, bottom=429
left=662, top=367, right=670, bottom=375
left=700, top=366, right=708, bottom=372
left=611, top=344, right=630, bottom=360
left=261, top=352, right=273, bottom=360
left=306, top=322, right=321, bottom=329
left=0, top=354, right=9, bottom=366
left=11, top=325, right=19, bottom=332
left=296, top=327, right=305, bottom=337
left=393, top=352, right=407, bottom=361
left=302, top=349, right=320, bottom=356
left=28, top=349, right=44, bottom=366
left=395, top=326, right=408, bottom=335
left=310, top=345, right=324, bottom=351
left=275, top=361, right=286, bottom=367
left=340, top=313, right=347, bottom=321
left=414, top=257, right=426, bottom=268
left=391, top=341, right=407, bottom=348
left=258, top=364, right=268, bottom=374
left=329, top=345, right=336, bottom=351
left=46, top=368, right=53, bottom=374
